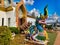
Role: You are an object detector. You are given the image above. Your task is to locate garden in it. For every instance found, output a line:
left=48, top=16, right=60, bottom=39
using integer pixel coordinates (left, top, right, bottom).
left=0, top=26, right=57, bottom=45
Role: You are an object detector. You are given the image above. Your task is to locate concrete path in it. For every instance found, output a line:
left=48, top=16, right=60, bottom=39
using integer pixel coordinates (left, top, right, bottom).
left=54, top=31, right=60, bottom=45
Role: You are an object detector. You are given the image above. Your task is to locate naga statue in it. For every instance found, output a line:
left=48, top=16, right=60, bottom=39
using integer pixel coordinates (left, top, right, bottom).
left=25, top=5, right=48, bottom=43
left=27, top=17, right=48, bottom=41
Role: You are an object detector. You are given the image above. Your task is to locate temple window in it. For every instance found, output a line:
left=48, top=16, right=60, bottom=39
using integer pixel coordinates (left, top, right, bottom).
left=8, top=18, right=10, bottom=26
left=2, top=18, right=4, bottom=26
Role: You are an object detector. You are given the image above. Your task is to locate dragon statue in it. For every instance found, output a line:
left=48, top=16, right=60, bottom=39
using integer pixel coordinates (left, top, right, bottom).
left=25, top=5, right=48, bottom=42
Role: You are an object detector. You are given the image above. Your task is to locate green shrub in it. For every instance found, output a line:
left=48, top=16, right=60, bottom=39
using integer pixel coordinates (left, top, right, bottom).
left=0, top=26, right=12, bottom=45
left=36, top=35, right=46, bottom=41
left=9, top=27, right=19, bottom=34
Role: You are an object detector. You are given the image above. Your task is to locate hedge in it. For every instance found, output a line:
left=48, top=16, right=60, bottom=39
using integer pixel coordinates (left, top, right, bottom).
left=9, top=27, right=19, bottom=34
left=0, top=26, right=12, bottom=45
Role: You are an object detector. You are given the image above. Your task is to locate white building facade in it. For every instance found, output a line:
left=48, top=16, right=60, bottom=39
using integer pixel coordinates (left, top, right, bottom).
left=0, top=0, right=27, bottom=28
left=0, top=7, right=16, bottom=27
left=27, top=17, right=36, bottom=25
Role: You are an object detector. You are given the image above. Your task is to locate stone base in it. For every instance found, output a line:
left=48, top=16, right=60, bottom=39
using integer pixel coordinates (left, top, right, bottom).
left=25, top=39, right=48, bottom=45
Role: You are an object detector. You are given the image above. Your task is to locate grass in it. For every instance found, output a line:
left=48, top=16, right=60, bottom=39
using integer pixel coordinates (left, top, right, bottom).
left=47, top=31, right=57, bottom=45
left=10, top=34, right=25, bottom=45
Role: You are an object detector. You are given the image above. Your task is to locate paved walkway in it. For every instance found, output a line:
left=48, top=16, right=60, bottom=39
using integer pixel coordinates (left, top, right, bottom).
left=54, top=31, right=60, bottom=45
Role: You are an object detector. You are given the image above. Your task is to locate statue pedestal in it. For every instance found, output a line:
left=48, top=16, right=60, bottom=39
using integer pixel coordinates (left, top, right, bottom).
left=25, top=39, right=48, bottom=45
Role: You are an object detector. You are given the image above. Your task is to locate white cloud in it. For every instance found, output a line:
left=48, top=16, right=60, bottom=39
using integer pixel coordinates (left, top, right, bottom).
left=58, top=18, right=60, bottom=22
left=23, top=0, right=34, bottom=5
left=28, top=8, right=40, bottom=17
left=45, top=20, right=56, bottom=23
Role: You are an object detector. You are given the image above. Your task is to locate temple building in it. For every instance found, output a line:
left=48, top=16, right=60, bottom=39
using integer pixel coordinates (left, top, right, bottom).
left=0, top=0, right=27, bottom=28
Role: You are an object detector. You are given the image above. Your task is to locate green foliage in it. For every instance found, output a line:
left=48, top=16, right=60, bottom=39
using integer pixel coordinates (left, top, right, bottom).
left=36, top=35, right=46, bottom=41
left=0, top=26, right=12, bottom=45
left=9, top=27, right=19, bottom=34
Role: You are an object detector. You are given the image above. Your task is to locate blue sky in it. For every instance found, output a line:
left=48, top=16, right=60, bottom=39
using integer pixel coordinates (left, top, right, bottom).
left=14, top=0, right=60, bottom=16
left=13, top=0, right=21, bottom=2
